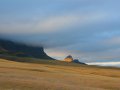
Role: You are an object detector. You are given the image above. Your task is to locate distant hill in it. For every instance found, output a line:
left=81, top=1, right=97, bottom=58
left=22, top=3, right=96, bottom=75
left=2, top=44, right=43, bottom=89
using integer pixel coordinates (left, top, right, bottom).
left=0, top=39, right=54, bottom=60
left=64, top=55, right=86, bottom=65
left=73, top=59, right=86, bottom=65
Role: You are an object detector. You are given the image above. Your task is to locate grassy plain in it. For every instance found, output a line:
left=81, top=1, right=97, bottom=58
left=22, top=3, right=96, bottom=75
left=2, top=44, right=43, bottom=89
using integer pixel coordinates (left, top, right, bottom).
left=0, top=58, right=120, bottom=90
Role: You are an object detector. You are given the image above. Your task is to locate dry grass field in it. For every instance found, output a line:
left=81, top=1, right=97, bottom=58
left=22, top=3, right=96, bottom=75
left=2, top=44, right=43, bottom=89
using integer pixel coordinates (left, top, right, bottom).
left=0, top=58, right=120, bottom=90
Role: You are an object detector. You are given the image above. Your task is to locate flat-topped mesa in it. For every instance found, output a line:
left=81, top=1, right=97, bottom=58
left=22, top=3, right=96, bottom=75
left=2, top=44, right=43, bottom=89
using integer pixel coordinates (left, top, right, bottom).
left=64, top=55, right=74, bottom=62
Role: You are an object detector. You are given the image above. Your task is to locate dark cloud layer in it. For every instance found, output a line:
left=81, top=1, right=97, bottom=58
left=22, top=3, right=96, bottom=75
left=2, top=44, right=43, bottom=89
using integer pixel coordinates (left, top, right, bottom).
left=0, top=0, right=120, bottom=66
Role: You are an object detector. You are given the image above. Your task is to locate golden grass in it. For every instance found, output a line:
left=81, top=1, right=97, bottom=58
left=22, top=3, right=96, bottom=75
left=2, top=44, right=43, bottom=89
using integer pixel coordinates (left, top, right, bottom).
left=0, top=58, right=120, bottom=90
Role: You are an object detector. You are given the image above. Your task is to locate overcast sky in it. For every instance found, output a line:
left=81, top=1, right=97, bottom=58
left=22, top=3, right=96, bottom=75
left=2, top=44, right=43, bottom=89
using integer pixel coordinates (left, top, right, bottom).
left=0, top=0, right=120, bottom=66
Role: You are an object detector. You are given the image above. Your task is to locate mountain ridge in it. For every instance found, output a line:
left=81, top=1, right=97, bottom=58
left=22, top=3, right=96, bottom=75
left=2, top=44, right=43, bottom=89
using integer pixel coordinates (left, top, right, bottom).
left=0, top=39, right=54, bottom=60
left=0, top=39, right=86, bottom=65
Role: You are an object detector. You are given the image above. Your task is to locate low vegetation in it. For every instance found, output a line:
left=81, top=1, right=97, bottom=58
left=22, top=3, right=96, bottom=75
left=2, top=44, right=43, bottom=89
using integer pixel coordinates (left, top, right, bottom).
left=0, top=58, right=120, bottom=90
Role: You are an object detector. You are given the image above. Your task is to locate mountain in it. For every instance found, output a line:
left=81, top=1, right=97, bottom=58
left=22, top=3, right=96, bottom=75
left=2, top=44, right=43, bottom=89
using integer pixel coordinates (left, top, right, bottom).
left=0, top=39, right=86, bottom=65
left=64, top=55, right=86, bottom=65
left=0, top=39, right=54, bottom=60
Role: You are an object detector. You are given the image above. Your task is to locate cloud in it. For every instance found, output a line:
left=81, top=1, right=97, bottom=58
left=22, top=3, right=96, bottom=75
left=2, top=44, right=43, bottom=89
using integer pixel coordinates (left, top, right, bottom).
left=0, top=0, right=120, bottom=66
left=0, top=12, right=107, bottom=35
left=103, top=36, right=120, bottom=45
left=34, top=15, right=78, bottom=33
left=87, top=62, right=120, bottom=67
left=0, top=15, right=77, bottom=34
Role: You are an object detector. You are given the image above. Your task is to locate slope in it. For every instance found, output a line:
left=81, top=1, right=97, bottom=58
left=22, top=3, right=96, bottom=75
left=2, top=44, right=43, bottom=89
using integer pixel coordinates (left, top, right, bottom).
left=0, top=58, right=120, bottom=90
left=0, top=39, right=54, bottom=60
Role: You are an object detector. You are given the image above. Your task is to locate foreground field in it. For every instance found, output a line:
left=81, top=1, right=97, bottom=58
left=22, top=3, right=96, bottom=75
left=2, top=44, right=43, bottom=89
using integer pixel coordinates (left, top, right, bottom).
left=0, top=59, right=120, bottom=90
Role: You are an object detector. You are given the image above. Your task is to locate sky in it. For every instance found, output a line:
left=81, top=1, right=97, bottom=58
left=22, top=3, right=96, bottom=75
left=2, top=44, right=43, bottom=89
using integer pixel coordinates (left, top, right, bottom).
left=0, top=0, right=120, bottom=66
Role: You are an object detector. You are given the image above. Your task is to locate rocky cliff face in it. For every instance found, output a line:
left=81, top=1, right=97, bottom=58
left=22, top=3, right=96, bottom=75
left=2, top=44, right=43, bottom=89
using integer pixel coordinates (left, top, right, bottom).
left=0, top=39, right=54, bottom=60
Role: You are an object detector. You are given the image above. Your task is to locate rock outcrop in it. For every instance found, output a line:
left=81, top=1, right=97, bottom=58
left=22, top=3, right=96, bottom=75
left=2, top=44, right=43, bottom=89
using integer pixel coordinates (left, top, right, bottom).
left=64, top=55, right=73, bottom=62
left=64, top=55, right=86, bottom=65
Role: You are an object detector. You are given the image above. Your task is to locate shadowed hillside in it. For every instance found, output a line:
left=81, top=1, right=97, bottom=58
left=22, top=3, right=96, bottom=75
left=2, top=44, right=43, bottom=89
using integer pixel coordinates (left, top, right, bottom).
left=0, top=39, right=54, bottom=60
